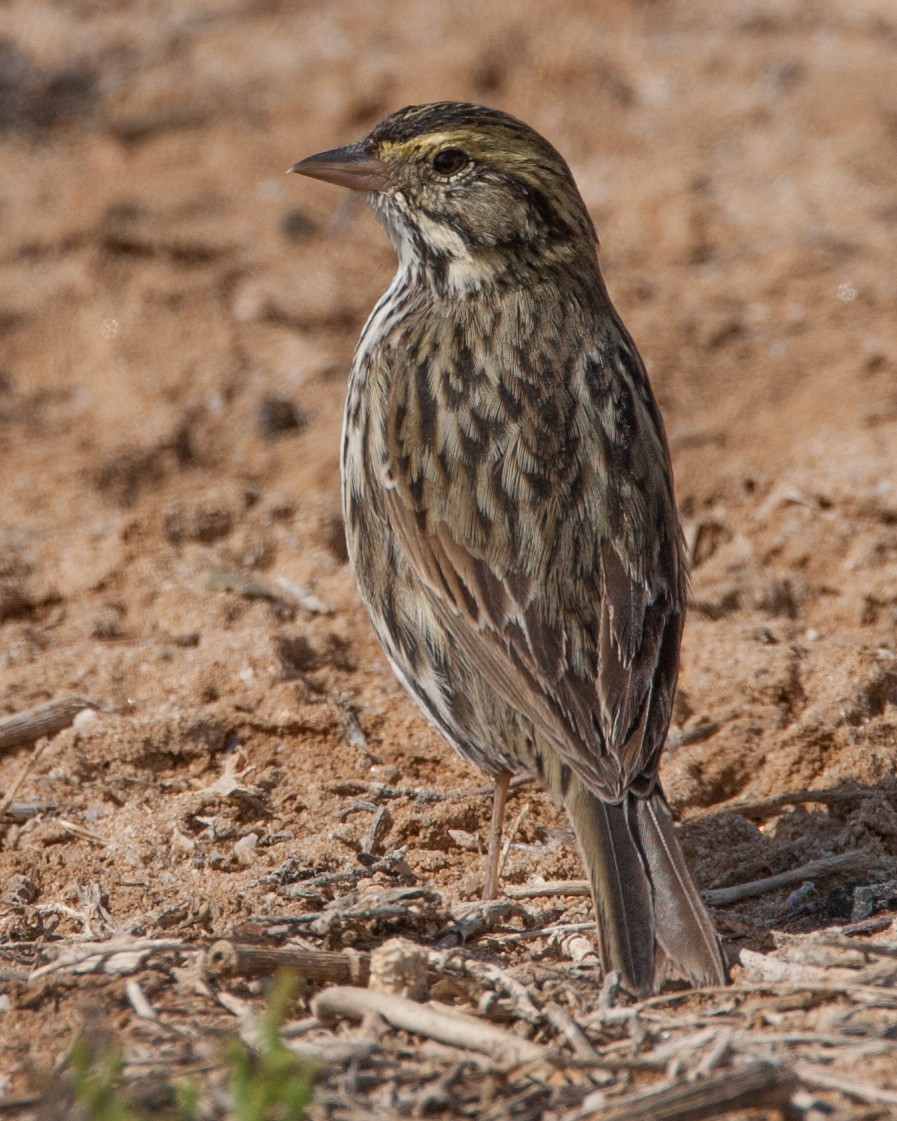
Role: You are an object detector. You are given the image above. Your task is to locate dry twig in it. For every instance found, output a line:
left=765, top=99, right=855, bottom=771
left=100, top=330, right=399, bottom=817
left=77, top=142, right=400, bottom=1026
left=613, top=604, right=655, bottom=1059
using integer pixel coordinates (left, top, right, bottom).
left=55, top=818, right=109, bottom=846
left=279, top=847, right=414, bottom=897
left=692, top=784, right=879, bottom=822
left=29, top=938, right=190, bottom=981
left=0, top=696, right=96, bottom=753
left=704, top=851, right=879, bottom=906
left=435, top=955, right=543, bottom=1024
left=439, top=898, right=528, bottom=945
left=207, top=569, right=330, bottom=614
left=0, top=740, right=52, bottom=821
left=508, top=851, right=878, bottom=910
left=587, top=1060, right=796, bottom=1121
left=205, top=940, right=371, bottom=984
left=794, top=1061, right=897, bottom=1107
left=666, top=721, right=720, bottom=752
left=496, top=800, right=530, bottom=883
left=543, top=1001, right=602, bottom=1063
left=313, top=985, right=548, bottom=1066
left=506, top=880, right=591, bottom=900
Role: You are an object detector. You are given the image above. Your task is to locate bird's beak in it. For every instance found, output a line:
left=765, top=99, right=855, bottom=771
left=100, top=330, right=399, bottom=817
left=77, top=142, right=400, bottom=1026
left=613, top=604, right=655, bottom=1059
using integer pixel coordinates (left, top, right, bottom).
left=288, top=141, right=391, bottom=193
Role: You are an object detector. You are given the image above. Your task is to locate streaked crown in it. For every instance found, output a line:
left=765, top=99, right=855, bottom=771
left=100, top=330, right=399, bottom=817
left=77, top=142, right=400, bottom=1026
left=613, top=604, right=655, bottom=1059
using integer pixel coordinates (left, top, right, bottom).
left=292, top=102, right=598, bottom=289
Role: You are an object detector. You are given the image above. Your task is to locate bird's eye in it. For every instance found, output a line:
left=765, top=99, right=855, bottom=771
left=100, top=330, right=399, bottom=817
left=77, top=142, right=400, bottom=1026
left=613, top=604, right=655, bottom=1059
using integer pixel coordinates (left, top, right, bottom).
left=431, top=148, right=468, bottom=176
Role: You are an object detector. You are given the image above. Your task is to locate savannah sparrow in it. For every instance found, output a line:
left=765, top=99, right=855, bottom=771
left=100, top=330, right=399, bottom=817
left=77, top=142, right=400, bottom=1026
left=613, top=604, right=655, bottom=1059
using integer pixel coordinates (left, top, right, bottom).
left=291, top=102, right=727, bottom=995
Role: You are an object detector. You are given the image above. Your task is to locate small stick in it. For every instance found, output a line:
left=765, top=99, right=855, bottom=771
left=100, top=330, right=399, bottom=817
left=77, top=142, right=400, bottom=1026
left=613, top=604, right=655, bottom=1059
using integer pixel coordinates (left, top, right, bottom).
left=1, top=801, right=54, bottom=822
left=440, top=898, right=524, bottom=945
left=205, top=940, right=370, bottom=985
left=324, top=779, right=454, bottom=804
left=836, top=915, right=894, bottom=936
left=642, top=1027, right=718, bottom=1069
left=496, top=921, right=595, bottom=945
left=593, top=1060, right=795, bottom=1121
left=818, top=937, right=897, bottom=959
left=0, top=696, right=95, bottom=753
left=29, top=938, right=190, bottom=981
left=55, top=819, right=109, bottom=846
left=739, top=947, right=877, bottom=986
left=495, top=798, right=529, bottom=886
left=506, top=880, right=591, bottom=900
left=206, top=570, right=290, bottom=606
left=703, top=852, right=877, bottom=907
left=364, top=804, right=390, bottom=854
left=509, top=851, right=877, bottom=908
left=0, top=1095, right=42, bottom=1114
left=449, top=958, right=542, bottom=1024
left=543, top=1001, right=601, bottom=1063
left=627, top=978, right=897, bottom=1010
left=0, top=701, right=93, bottom=819
left=280, top=847, right=410, bottom=895
left=270, top=575, right=332, bottom=615
left=666, top=721, right=720, bottom=753
left=690, top=786, right=871, bottom=822
left=794, top=1061, right=897, bottom=1107
left=125, top=979, right=159, bottom=1022
left=0, top=740, right=51, bottom=819
left=691, top=1027, right=733, bottom=1079
left=325, top=777, right=532, bottom=805
left=312, top=985, right=547, bottom=1066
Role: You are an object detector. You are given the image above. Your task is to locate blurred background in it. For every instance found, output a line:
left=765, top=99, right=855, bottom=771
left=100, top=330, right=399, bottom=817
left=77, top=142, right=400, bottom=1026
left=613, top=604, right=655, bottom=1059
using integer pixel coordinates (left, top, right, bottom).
left=2, top=0, right=897, bottom=1093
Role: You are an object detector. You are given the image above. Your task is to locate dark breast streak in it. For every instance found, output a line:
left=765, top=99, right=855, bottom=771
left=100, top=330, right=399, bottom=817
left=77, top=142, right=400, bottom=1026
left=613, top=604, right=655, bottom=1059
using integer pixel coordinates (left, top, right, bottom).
left=342, top=269, right=686, bottom=800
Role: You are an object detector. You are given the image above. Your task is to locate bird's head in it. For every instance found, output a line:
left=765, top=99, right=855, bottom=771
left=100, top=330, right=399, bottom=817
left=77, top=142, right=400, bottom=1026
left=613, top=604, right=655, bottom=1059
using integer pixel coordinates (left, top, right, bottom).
left=291, top=102, right=598, bottom=291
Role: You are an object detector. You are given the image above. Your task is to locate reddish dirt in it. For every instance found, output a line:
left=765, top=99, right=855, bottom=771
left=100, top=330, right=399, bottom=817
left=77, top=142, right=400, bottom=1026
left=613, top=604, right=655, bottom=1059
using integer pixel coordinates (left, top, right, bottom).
left=2, top=0, right=897, bottom=1110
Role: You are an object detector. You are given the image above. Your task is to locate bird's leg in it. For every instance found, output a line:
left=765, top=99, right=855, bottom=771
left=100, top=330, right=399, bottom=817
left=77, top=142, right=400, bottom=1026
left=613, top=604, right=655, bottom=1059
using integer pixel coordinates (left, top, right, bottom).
left=482, top=770, right=511, bottom=900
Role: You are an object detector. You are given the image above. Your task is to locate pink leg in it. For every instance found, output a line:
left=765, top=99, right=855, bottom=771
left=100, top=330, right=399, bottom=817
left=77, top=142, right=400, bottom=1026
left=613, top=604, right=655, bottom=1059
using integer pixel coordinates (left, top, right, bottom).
left=482, top=771, right=511, bottom=900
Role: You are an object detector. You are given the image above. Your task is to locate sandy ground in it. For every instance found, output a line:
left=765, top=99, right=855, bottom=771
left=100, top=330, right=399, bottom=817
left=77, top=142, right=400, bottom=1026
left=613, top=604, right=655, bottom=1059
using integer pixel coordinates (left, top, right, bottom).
left=2, top=0, right=897, bottom=1115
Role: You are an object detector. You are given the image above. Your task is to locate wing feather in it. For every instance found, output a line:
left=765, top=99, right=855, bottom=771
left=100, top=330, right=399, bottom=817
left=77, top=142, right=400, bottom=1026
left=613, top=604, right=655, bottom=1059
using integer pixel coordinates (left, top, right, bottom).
left=376, top=311, right=685, bottom=800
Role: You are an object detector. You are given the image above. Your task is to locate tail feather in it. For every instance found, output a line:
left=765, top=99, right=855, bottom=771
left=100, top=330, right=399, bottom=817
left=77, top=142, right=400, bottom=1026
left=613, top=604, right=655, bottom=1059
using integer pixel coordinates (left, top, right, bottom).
left=633, top=792, right=728, bottom=988
left=565, top=780, right=656, bottom=994
left=565, top=777, right=727, bottom=996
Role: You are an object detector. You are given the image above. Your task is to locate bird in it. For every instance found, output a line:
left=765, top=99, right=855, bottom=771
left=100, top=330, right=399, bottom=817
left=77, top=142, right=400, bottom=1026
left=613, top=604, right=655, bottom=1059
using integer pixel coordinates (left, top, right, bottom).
left=290, top=101, right=728, bottom=995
